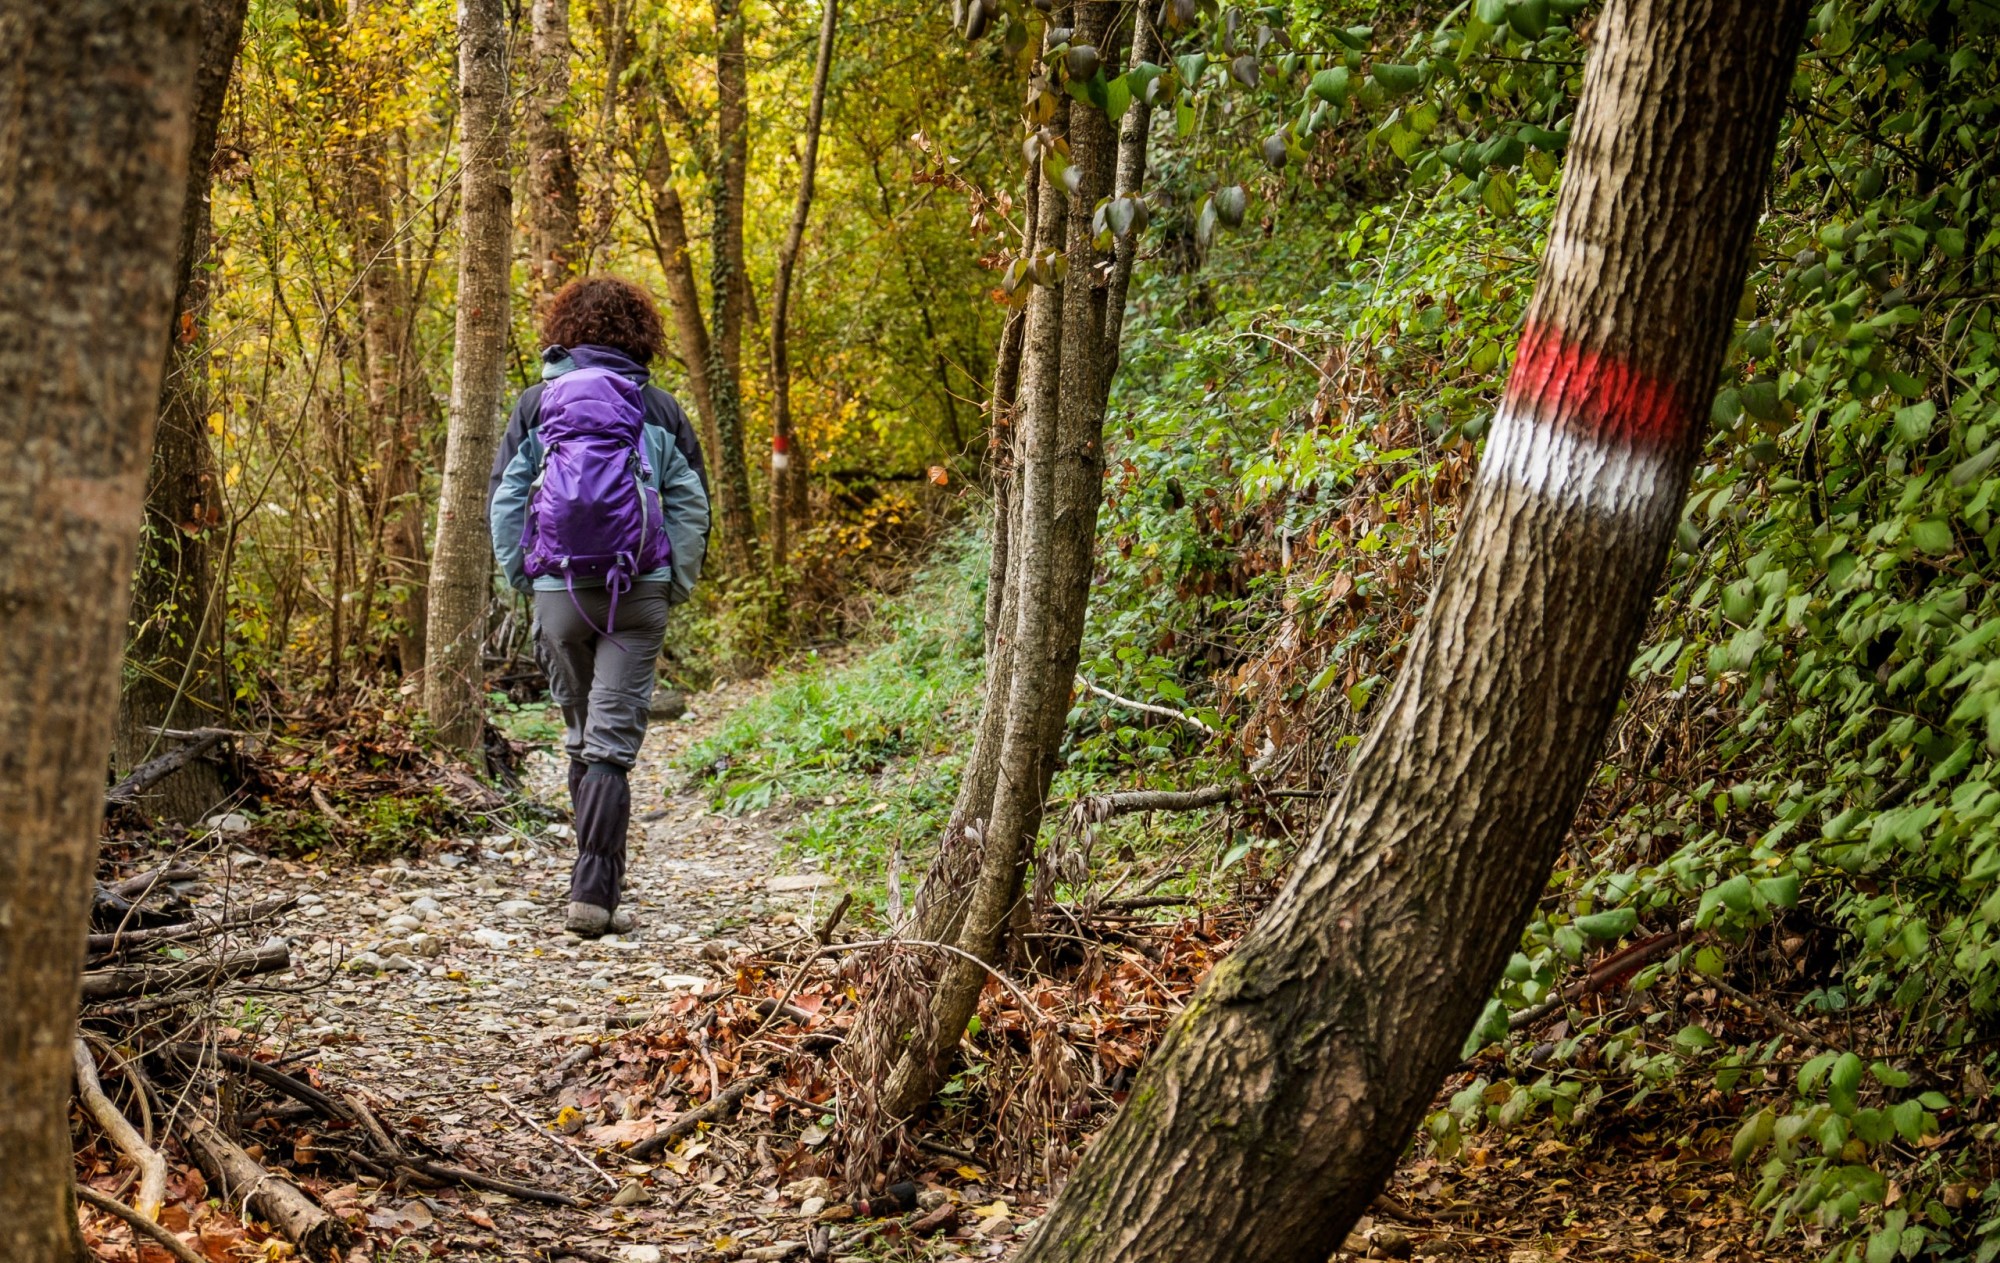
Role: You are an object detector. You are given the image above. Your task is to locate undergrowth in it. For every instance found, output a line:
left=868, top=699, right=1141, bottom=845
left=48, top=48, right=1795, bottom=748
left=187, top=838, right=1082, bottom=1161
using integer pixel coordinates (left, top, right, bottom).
left=682, top=533, right=988, bottom=902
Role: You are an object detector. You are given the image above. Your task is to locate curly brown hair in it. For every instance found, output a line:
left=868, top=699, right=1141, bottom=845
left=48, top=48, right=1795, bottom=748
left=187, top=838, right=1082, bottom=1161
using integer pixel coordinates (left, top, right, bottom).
left=541, top=275, right=665, bottom=364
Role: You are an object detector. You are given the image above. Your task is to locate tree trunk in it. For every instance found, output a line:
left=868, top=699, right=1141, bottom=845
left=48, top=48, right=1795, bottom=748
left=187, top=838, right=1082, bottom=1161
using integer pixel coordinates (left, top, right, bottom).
left=706, top=0, right=760, bottom=577
left=527, top=0, right=582, bottom=301
left=1013, top=4, right=1809, bottom=1260
left=116, top=0, right=250, bottom=823
left=0, top=3, right=199, bottom=1259
left=347, top=0, right=430, bottom=677
left=768, top=0, right=839, bottom=577
left=641, top=117, right=721, bottom=464
left=872, top=0, right=1139, bottom=1119
left=424, top=0, right=513, bottom=751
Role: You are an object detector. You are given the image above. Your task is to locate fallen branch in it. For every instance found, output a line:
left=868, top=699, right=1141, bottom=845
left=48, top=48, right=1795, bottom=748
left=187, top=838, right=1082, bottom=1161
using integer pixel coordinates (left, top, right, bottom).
left=391, top=1154, right=581, bottom=1206
left=626, top=1063, right=780, bottom=1161
left=163, top=1043, right=351, bottom=1121
left=109, top=863, right=204, bottom=901
left=1508, top=923, right=1695, bottom=1031
left=105, top=730, right=234, bottom=807
left=87, top=896, right=296, bottom=957
left=74, top=1040, right=167, bottom=1221
left=180, top=1113, right=350, bottom=1259
left=82, top=938, right=291, bottom=1002
left=1075, top=677, right=1216, bottom=737
left=74, top=1184, right=206, bottom=1263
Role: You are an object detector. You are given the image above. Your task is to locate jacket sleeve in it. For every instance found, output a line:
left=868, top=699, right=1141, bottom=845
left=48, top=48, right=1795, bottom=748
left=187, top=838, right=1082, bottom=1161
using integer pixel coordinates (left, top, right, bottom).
left=646, top=386, right=709, bottom=499
left=490, top=433, right=541, bottom=594
left=652, top=427, right=709, bottom=603
left=489, top=385, right=541, bottom=505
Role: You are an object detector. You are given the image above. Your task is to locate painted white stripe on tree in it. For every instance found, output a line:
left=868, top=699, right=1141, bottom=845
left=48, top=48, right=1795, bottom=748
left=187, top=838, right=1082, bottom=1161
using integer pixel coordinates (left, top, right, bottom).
left=1479, top=406, right=1674, bottom=514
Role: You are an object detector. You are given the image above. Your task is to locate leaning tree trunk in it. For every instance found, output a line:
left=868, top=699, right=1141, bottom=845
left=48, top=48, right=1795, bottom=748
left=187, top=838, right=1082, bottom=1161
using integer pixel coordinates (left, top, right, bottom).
left=1013, top=3, right=1809, bottom=1261
left=527, top=0, right=582, bottom=302
left=706, top=0, right=761, bottom=578
left=116, top=0, right=250, bottom=823
left=870, top=0, right=1147, bottom=1120
left=0, top=3, right=199, bottom=1259
left=424, top=0, right=513, bottom=752
left=768, top=0, right=839, bottom=577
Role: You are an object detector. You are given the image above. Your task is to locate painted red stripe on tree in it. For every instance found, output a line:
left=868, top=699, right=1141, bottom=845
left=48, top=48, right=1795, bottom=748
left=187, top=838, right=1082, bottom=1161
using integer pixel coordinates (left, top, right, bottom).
left=1505, top=322, right=1694, bottom=452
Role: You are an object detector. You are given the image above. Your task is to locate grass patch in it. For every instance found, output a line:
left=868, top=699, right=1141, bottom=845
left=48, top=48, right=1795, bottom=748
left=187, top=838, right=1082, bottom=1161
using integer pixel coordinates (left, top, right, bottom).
left=685, top=532, right=989, bottom=901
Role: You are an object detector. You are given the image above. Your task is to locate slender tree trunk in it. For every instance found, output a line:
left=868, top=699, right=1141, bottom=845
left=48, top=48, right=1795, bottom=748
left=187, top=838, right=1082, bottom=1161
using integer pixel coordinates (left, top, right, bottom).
left=873, top=0, right=1138, bottom=1119
left=1014, top=4, right=1808, bottom=1260
left=769, top=0, right=839, bottom=577
left=582, top=0, right=633, bottom=267
left=424, top=0, right=513, bottom=751
left=0, top=3, right=199, bottom=1258
left=347, top=0, right=430, bottom=676
left=707, top=0, right=760, bottom=576
left=116, top=0, right=250, bottom=822
left=528, top=0, right=582, bottom=301
left=641, top=118, right=721, bottom=462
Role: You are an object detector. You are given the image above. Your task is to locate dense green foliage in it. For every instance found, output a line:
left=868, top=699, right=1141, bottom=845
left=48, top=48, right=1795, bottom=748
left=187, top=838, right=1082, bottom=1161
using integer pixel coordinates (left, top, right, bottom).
left=1065, top=2, right=2000, bottom=1258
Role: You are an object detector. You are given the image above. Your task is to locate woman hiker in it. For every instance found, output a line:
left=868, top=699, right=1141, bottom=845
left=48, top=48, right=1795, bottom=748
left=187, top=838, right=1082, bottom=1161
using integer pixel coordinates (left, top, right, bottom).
left=489, top=276, right=710, bottom=937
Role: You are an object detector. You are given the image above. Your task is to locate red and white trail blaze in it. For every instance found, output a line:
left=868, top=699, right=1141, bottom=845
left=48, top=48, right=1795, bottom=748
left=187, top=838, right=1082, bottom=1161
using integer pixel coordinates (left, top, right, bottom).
left=1482, top=318, right=1695, bottom=517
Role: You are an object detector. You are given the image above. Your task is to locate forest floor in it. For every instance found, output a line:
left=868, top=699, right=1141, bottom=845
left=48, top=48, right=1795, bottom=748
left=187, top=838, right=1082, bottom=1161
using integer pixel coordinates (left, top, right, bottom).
left=124, top=680, right=877, bottom=1262
left=89, top=671, right=1795, bottom=1263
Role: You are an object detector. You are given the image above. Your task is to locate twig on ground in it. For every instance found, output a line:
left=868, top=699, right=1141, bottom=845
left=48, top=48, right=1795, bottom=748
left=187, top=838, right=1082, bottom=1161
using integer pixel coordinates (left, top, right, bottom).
left=165, top=1042, right=350, bottom=1120
left=391, top=1154, right=582, bottom=1206
left=1709, top=974, right=1836, bottom=1051
left=74, top=1184, right=206, bottom=1263
left=816, top=893, right=853, bottom=944
left=627, top=1063, right=780, bottom=1162
left=73, top=1040, right=168, bottom=1222
left=766, top=937, right=1044, bottom=1026
left=495, top=1091, right=620, bottom=1191
left=339, top=1090, right=403, bottom=1158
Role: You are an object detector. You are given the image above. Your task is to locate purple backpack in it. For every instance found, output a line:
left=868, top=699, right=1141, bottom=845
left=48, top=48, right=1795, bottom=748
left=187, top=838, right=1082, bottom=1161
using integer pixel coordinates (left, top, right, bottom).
left=520, top=367, right=672, bottom=632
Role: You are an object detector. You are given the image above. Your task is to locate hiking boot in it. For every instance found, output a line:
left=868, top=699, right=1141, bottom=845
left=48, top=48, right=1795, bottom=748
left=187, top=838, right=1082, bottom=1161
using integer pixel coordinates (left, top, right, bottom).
left=565, top=902, right=638, bottom=938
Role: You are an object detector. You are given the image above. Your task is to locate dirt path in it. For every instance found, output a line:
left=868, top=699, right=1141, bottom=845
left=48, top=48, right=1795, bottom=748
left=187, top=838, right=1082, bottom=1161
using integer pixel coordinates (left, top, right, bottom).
left=202, top=681, right=850, bottom=1261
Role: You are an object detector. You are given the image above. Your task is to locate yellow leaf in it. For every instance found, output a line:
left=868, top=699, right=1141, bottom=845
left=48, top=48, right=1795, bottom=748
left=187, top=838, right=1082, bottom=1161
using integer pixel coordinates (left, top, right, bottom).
left=955, top=1165, right=985, bottom=1181
left=207, top=411, right=225, bottom=435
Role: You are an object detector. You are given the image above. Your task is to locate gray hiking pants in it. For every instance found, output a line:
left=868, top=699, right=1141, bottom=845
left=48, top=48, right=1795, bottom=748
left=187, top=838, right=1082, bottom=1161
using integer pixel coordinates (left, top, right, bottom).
left=534, top=583, right=670, bottom=912
left=532, top=582, right=671, bottom=769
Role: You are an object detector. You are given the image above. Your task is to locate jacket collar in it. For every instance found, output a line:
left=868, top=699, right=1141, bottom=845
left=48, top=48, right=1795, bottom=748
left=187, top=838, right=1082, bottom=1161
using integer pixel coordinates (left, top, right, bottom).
left=540, top=343, right=652, bottom=385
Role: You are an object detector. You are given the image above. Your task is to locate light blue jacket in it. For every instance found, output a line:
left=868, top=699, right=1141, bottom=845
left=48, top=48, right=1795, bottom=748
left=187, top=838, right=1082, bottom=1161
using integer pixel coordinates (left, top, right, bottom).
left=489, top=353, right=709, bottom=602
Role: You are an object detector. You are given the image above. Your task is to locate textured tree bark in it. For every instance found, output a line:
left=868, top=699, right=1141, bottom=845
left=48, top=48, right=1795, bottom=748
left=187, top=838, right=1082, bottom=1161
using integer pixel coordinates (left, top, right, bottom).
left=527, top=0, right=583, bottom=300
left=424, top=0, right=514, bottom=751
left=346, top=0, right=431, bottom=677
left=116, top=0, right=250, bottom=823
left=875, top=0, right=1139, bottom=1118
left=641, top=113, right=721, bottom=466
left=768, top=0, right=840, bottom=576
left=1013, top=4, right=1809, bottom=1260
left=0, top=3, right=199, bottom=1259
left=706, top=0, right=761, bottom=577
